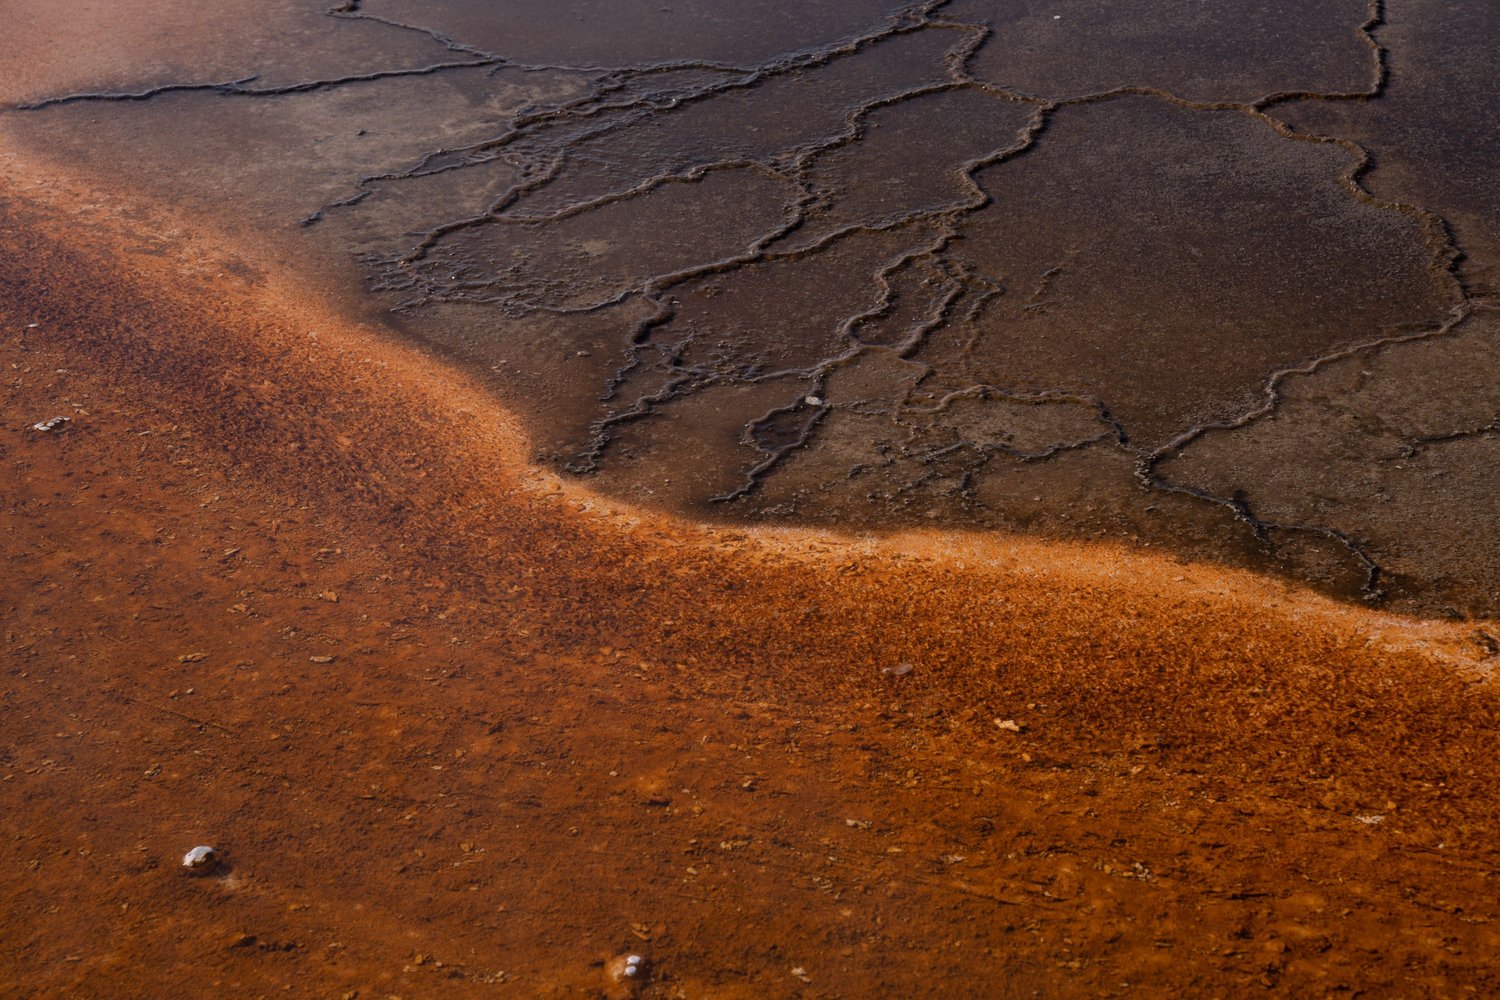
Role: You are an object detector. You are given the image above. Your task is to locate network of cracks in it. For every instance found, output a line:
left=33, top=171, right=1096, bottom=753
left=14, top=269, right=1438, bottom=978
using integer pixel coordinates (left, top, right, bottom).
left=15, top=0, right=1500, bottom=618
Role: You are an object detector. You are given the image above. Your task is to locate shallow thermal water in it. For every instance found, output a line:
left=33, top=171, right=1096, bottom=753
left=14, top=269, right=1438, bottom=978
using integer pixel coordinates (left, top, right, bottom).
left=7, top=0, right=1499, bottom=618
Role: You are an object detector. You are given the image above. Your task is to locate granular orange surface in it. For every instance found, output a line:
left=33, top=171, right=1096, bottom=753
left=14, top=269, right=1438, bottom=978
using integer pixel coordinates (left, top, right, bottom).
left=2, top=153, right=1498, bottom=997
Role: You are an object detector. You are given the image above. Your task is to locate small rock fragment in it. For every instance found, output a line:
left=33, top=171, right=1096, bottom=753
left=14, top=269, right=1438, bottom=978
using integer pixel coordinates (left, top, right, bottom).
left=182, top=845, right=219, bottom=874
left=605, top=951, right=648, bottom=985
left=178, top=652, right=208, bottom=663
left=880, top=662, right=914, bottom=677
left=310, top=655, right=335, bottom=664
left=994, top=718, right=1023, bottom=733
left=31, top=416, right=71, bottom=432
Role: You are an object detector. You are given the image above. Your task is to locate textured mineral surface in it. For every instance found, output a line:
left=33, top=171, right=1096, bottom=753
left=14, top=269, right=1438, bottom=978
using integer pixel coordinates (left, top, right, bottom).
left=3, top=3, right=1499, bottom=997
left=8, top=0, right=1497, bottom=616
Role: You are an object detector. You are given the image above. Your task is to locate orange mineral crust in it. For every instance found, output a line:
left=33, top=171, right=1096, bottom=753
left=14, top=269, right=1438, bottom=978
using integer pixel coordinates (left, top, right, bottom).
left=2, top=156, right=1499, bottom=997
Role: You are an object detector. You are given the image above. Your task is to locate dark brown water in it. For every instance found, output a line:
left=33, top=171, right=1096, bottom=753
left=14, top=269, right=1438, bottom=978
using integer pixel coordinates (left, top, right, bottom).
left=8, top=0, right=1498, bottom=617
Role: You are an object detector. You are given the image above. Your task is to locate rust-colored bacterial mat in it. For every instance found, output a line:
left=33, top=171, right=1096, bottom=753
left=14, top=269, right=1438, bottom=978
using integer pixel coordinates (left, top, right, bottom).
left=2, top=3, right=1499, bottom=997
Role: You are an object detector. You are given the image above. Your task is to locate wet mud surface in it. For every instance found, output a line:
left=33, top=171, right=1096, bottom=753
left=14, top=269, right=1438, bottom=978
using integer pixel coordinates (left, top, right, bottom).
left=6, top=0, right=1498, bottom=617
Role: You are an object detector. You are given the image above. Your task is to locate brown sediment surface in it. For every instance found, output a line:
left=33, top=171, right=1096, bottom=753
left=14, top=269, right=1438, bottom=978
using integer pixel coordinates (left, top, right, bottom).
left=9, top=0, right=1499, bottom=619
left=4, top=144, right=1500, bottom=999
left=1275, top=0, right=1500, bottom=299
left=0, top=0, right=465, bottom=106
left=946, top=0, right=1380, bottom=104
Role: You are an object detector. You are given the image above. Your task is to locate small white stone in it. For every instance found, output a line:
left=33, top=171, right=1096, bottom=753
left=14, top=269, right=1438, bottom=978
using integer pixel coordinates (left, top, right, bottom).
left=804, top=396, right=823, bottom=406
left=182, top=845, right=218, bottom=872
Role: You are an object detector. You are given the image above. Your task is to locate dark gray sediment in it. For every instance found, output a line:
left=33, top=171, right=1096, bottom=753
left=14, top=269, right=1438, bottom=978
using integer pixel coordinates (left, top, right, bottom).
left=8, top=0, right=1497, bottom=617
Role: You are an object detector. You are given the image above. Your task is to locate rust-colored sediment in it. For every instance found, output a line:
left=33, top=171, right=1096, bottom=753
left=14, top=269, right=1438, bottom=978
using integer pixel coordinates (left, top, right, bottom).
left=2, top=154, right=1498, bottom=996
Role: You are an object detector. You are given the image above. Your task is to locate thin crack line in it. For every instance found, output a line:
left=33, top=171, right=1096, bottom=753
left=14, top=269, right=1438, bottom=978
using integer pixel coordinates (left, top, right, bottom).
left=14, top=60, right=503, bottom=112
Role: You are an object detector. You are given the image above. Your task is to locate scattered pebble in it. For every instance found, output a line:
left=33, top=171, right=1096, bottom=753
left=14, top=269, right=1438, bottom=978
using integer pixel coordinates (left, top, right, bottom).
left=30, top=416, right=71, bottom=432
left=804, top=395, right=823, bottom=406
left=178, top=652, right=208, bottom=663
left=182, top=845, right=219, bottom=874
left=605, top=951, right=648, bottom=985
left=880, top=662, right=915, bottom=677
left=994, top=718, right=1023, bottom=733
left=310, top=655, right=335, bottom=664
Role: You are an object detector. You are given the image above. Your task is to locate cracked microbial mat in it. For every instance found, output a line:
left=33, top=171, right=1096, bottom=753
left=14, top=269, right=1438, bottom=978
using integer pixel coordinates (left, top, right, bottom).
left=7, top=0, right=1497, bottom=619
left=5, top=0, right=1494, bottom=617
